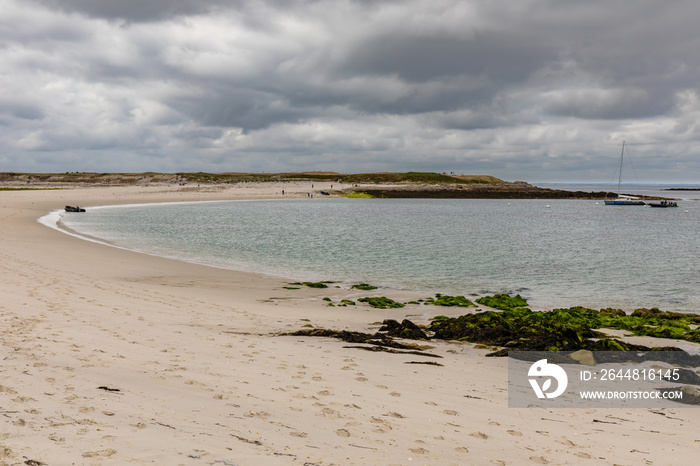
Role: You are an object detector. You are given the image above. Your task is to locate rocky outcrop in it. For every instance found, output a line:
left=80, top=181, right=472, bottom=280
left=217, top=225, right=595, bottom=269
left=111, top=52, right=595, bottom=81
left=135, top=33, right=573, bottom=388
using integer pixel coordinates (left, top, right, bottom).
left=349, top=182, right=620, bottom=199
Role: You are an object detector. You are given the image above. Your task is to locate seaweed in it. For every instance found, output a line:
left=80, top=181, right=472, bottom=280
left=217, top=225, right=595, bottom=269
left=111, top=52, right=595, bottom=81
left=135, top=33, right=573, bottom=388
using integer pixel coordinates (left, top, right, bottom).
left=379, top=319, right=429, bottom=340
left=430, top=295, right=700, bottom=353
left=358, top=297, right=405, bottom=309
left=425, top=294, right=476, bottom=307
left=288, top=327, right=434, bottom=353
left=351, top=283, right=378, bottom=291
left=344, top=345, right=442, bottom=358
left=288, top=281, right=329, bottom=288
left=429, top=307, right=604, bottom=351
left=475, top=293, right=528, bottom=311
left=289, top=291, right=700, bottom=361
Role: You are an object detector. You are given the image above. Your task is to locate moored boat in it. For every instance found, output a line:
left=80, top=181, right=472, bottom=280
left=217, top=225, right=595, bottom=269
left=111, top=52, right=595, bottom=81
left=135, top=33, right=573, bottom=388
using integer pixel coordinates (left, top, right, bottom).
left=65, top=205, right=86, bottom=212
left=604, top=141, right=646, bottom=206
left=648, top=201, right=679, bottom=208
left=604, top=195, right=646, bottom=206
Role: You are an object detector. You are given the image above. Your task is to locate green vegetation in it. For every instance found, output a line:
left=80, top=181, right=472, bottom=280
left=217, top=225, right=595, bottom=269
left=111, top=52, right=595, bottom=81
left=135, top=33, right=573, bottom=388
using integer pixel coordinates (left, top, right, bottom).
left=344, top=192, right=375, bottom=198
left=351, top=283, right=378, bottom=291
left=358, top=297, right=405, bottom=309
left=429, top=306, right=606, bottom=351
left=288, top=281, right=328, bottom=288
left=1, top=171, right=503, bottom=186
left=340, top=299, right=356, bottom=306
left=425, top=294, right=476, bottom=307
left=475, top=293, right=529, bottom=311
left=429, top=294, right=700, bottom=351
left=340, top=172, right=501, bottom=185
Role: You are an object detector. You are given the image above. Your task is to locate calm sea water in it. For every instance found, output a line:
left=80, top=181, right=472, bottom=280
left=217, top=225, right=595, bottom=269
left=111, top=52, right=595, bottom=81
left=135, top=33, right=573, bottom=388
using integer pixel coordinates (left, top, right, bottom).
left=54, top=196, right=700, bottom=312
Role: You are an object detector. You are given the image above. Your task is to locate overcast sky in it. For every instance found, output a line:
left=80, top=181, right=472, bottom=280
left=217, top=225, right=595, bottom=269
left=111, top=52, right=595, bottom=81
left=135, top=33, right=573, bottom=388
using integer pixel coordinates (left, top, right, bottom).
left=2, top=0, right=700, bottom=182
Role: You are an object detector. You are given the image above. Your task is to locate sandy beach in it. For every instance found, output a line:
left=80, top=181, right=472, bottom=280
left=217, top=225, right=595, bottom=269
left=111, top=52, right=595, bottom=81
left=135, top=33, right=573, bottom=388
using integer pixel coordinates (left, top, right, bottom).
left=2, top=182, right=699, bottom=465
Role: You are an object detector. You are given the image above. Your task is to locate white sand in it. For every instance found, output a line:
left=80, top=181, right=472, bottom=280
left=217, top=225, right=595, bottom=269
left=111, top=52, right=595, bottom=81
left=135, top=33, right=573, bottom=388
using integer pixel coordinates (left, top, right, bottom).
left=1, top=182, right=699, bottom=465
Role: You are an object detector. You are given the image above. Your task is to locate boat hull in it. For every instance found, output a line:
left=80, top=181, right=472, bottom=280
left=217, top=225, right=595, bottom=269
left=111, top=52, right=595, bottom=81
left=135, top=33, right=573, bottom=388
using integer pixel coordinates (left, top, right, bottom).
left=604, top=200, right=646, bottom=206
left=648, top=203, right=679, bottom=208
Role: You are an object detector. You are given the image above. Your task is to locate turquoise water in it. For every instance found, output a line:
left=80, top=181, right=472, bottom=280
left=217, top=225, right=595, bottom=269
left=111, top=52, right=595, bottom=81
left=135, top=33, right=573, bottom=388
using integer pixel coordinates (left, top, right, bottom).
left=56, top=198, right=700, bottom=312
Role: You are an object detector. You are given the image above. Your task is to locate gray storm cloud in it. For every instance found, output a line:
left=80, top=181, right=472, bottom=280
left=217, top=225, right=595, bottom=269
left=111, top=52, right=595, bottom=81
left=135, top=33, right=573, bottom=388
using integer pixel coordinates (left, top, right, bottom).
left=1, top=0, right=699, bottom=181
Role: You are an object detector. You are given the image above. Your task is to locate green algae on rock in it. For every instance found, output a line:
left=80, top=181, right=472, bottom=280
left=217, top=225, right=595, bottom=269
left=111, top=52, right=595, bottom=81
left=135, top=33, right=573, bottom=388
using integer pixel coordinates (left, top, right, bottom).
left=351, top=283, right=378, bottom=291
left=289, top=281, right=329, bottom=288
left=475, top=293, right=528, bottom=311
left=430, top=295, right=700, bottom=352
left=358, top=297, right=405, bottom=309
left=425, top=294, right=476, bottom=307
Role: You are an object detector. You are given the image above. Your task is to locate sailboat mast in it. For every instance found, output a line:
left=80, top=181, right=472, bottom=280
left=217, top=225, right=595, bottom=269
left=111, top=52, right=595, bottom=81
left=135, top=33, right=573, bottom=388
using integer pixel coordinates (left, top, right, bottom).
left=617, top=141, right=625, bottom=195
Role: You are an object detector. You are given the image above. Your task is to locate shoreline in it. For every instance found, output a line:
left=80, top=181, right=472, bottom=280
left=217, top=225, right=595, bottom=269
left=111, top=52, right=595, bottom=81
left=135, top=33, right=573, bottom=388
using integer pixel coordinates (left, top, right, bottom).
left=2, top=183, right=700, bottom=465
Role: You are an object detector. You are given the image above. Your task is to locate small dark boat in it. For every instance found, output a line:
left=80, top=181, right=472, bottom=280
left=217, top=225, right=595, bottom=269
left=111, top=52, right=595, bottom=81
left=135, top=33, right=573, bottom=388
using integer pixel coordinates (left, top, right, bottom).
left=65, top=205, right=86, bottom=212
left=320, top=191, right=330, bottom=196
left=648, top=201, right=679, bottom=208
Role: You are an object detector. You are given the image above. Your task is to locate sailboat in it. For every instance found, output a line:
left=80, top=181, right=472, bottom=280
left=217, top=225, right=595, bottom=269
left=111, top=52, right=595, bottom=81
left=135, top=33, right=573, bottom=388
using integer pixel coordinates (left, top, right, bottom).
left=604, top=141, right=646, bottom=205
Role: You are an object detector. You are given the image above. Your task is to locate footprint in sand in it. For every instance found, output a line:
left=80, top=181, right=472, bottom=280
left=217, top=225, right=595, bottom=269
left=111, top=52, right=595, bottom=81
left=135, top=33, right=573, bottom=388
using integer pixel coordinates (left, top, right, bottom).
left=410, top=447, right=430, bottom=455
left=469, top=431, right=489, bottom=440
left=335, top=428, right=351, bottom=437
left=507, top=429, right=523, bottom=436
left=370, top=417, right=393, bottom=433
left=529, top=456, right=549, bottom=464
left=82, top=449, right=117, bottom=458
left=557, top=437, right=576, bottom=447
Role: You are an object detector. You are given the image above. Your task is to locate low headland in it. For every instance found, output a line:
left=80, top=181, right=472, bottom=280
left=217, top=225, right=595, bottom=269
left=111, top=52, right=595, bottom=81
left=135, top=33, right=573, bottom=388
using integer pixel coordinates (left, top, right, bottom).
left=0, top=170, right=669, bottom=199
